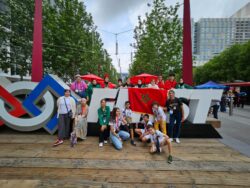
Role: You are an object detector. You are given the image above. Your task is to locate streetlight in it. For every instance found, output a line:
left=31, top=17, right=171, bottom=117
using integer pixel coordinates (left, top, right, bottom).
left=99, top=28, right=133, bottom=55
left=98, top=28, right=133, bottom=76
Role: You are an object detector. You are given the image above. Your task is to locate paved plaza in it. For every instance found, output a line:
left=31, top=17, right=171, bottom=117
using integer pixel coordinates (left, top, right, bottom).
left=217, top=105, right=250, bottom=157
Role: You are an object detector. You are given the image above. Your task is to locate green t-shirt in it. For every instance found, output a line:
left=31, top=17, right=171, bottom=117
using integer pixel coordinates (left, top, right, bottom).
left=97, top=106, right=110, bottom=126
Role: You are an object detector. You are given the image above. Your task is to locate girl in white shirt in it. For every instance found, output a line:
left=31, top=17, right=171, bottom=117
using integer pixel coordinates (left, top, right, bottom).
left=148, top=79, right=159, bottom=89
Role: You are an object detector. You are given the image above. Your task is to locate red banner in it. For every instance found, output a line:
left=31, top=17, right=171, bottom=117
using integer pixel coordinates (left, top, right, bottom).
left=128, top=88, right=167, bottom=114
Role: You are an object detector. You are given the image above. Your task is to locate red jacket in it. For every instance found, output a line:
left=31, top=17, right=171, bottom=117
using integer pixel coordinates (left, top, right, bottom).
left=100, top=82, right=115, bottom=89
left=157, top=81, right=165, bottom=89
left=164, top=80, right=177, bottom=91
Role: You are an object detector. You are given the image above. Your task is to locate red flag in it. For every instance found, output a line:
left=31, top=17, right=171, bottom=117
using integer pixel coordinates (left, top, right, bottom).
left=128, top=88, right=167, bottom=114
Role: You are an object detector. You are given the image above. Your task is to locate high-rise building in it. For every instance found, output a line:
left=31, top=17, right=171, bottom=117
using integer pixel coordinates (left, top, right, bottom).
left=231, top=2, right=250, bottom=18
left=193, top=3, right=250, bottom=66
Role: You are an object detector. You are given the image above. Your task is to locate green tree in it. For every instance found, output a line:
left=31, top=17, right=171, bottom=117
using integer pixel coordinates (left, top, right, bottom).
left=194, top=40, right=250, bottom=84
left=43, top=0, right=118, bottom=82
left=0, top=0, right=118, bottom=82
left=129, top=0, right=182, bottom=78
left=0, top=0, right=34, bottom=80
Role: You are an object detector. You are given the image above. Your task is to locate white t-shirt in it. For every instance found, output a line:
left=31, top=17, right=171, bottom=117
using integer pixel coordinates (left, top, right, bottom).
left=140, top=120, right=153, bottom=133
left=150, top=130, right=165, bottom=143
left=122, top=108, right=132, bottom=118
left=58, top=97, right=71, bottom=114
left=148, top=84, right=159, bottom=89
left=152, top=107, right=166, bottom=121
left=110, top=116, right=123, bottom=132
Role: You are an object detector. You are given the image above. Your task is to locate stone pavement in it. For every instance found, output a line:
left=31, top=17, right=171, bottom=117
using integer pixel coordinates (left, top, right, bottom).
left=217, top=105, right=250, bottom=157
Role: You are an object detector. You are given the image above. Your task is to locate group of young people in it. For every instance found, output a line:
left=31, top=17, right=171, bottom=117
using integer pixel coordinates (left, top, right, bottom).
left=54, top=89, right=185, bottom=164
left=97, top=98, right=176, bottom=163
left=53, top=73, right=188, bottom=164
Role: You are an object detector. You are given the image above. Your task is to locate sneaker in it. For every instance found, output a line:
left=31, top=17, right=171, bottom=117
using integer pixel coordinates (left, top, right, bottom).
left=175, top=138, right=180, bottom=144
left=169, top=138, right=173, bottom=142
left=53, top=139, right=63, bottom=146
left=159, top=147, right=162, bottom=153
left=99, top=142, right=104, bottom=147
left=130, top=140, right=136, bottom=146
left=104, top=140, right=108, bottom=144
left=167, top=155, right=173, bottom=164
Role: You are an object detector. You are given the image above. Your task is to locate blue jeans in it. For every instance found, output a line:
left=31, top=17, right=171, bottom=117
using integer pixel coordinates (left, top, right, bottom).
left=110, top=130, right=130, bottom=150
left=168, top=112, right=182, bottom=139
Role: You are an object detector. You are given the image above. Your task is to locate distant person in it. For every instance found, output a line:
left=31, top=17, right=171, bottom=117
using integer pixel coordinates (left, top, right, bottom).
left=117, top=78, right=123, bottom=88
left=239, top=92, right=247, bottom=108
left=97, top=99, right=110, bottom=147
left=109, top=107, right=130, bottom=150
left=101, top=74, right=113, bottom=88
left=157, top=75, right=165, bottom=89
left=233, top=90, right=240, bottom=108
left=123, top=78, right=134, bottom=88
left=227, top=90, right=234, bottom=107
left=70, top=74, right=88, bottom=98
left=147, top=123, right=173, bottom=164
left=148, top=79, right=159, bottom=89
left=86, top=79, right=100, bottom=104
left=152, top=102, right=167, bottom=135
left=211, top=100, right=220, bottom=119
left=165, top=72, right=177, bottom=91
left=54, top=89, right=76, bottom=146
left=175, top=78, right=193, bottom=89
left=135, top=79, right=145, bottom=88
left=220, top=91, right=227, bottom=112
left=166, top=90, right=184, bottom=143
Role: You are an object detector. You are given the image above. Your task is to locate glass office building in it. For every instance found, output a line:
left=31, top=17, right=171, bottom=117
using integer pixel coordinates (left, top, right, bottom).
left=193, top=18, right=250, bottom=66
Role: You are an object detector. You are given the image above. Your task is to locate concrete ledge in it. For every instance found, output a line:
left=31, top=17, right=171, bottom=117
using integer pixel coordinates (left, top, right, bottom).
left=206, top=117, right=221, bottom=128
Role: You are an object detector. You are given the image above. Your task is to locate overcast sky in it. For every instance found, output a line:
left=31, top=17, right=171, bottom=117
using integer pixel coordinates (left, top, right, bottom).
left=83, top=0, right=249, bottom=73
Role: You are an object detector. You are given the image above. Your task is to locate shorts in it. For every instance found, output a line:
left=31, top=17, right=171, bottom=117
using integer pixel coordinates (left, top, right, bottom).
left=143, top=134, right=151, bottom=140
left=152, top=137, right=165, bottom=144
left=140, top=128, right=146, bottom=135
left=125, top=117, right=132, bottom=124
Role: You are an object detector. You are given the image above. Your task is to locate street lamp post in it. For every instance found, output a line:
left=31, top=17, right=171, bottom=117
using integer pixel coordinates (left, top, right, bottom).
left=98, top=28, right=133, bottom=77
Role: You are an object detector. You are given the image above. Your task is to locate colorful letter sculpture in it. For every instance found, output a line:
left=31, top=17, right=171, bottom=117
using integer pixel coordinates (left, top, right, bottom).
left=0, top=74, right=223, bottom=134
left=0, top=74, right=80, bottom=134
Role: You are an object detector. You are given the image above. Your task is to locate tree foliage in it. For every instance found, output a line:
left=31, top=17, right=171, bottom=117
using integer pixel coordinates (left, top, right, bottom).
left=129, top=0, right=182, bottom=78
left=194, top=40, right=250, bottom=84
left=0, top=0, right=118, bottom=82
left=0, top=0, right=34, bottom=80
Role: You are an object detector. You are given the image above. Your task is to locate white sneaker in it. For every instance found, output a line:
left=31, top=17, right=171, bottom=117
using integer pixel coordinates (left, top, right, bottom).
left=104, top=140, right=108, bottom=144
left=169, top=138, right=173, bottom=142
left=175, top=138, right=180, bottom=144
left=99, top=142, right=103, bottom=147
left=159, top=147, right=162, bottom=153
